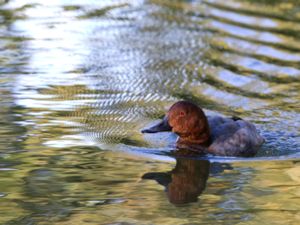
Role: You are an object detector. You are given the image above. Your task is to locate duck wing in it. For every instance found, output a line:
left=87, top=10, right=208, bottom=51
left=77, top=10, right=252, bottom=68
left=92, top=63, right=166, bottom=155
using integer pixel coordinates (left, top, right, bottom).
left=207, top=116, right=264, bottom=157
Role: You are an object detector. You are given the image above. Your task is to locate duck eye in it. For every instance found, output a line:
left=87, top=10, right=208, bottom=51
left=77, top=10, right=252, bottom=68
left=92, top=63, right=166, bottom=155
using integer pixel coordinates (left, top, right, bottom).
left=179, top=111, right=185, bottom=117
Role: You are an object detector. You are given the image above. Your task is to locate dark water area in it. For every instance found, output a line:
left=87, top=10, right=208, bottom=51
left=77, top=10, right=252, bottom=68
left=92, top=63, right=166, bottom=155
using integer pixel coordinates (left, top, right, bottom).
left=0, top=0, right=299, bottom=224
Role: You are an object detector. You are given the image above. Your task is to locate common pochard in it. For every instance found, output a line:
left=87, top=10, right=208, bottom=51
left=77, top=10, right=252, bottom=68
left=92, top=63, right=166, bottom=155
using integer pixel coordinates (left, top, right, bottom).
left=141, top=101, right=265, bottom=157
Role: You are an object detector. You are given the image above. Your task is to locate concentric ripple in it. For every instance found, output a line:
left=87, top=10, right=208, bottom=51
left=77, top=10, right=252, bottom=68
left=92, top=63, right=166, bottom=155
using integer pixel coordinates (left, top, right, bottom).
left=68, top=0, right=299, bottom=156
left=3, top=0, right=299, bottom=157
left=0, top=1, right=300, bottom=224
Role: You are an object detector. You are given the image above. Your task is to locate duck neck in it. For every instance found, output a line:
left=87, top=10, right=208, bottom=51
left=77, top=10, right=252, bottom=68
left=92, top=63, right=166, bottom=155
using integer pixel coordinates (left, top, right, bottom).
left=177, top=129, right=211, bottom=147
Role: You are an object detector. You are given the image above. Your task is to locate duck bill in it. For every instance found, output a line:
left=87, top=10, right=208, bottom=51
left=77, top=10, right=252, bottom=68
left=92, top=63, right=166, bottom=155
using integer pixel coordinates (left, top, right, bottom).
left=141, top=116, right=172, bottom=133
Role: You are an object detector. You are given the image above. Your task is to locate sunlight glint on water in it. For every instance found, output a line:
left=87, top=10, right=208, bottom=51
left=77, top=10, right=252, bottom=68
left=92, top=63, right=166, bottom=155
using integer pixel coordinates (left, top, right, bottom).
left=0, top=0, right=299, bottom=224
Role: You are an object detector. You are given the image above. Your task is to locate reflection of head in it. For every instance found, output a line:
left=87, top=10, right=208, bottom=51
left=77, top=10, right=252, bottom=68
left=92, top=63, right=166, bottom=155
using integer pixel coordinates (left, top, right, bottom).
left=142, top=156, right=210, bottom=205
left=167, top=158, right=210, bottom=204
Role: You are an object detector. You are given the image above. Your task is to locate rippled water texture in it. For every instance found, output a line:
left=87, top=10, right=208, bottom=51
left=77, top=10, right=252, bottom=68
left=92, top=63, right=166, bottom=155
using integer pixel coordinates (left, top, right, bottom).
left=0, top=0, right=299, bottom=224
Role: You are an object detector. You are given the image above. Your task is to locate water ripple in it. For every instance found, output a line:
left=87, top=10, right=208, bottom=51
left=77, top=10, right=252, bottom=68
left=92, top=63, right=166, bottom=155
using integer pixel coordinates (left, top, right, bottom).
left=1, top=1, right=300, bottom=224
left=3, top=0, right=299, bottom=157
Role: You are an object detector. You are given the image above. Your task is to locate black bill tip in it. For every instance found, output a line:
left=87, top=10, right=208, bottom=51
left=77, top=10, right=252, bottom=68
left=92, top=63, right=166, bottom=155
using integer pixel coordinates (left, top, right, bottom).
left=141, top=116, right=172, bottom=134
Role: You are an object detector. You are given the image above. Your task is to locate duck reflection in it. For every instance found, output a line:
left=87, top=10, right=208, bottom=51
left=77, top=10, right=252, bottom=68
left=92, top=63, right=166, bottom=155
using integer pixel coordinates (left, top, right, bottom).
left=142, top=154, right=210, bottom=204
left=142, top=150, right=233, bottom=205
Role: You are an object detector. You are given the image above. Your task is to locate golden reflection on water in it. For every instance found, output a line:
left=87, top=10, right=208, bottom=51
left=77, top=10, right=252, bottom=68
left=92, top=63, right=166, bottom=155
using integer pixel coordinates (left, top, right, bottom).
left=2, top=147, right=299, bottom=224
left=0, top=0, right=299, bottom=224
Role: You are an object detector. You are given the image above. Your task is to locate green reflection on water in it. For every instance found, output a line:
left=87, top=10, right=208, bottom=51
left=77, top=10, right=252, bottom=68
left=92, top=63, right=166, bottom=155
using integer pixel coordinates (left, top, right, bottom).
left=0, top=0, right=299, bottom=224
left=1, top=147, right=300, bottom=224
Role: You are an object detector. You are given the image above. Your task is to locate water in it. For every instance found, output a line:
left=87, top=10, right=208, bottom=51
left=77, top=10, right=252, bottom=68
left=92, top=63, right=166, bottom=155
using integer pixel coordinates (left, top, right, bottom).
left=0, top=0, right=299, bottom=224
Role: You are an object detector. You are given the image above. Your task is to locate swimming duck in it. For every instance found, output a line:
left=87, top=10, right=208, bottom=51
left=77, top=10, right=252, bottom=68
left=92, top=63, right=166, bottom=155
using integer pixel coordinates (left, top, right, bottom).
left=141, top=101, right=265, bottom=157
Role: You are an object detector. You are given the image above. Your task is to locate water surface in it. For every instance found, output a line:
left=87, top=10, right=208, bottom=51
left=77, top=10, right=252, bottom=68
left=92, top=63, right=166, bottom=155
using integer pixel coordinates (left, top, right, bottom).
left=0, top=0, right=299, bottom=224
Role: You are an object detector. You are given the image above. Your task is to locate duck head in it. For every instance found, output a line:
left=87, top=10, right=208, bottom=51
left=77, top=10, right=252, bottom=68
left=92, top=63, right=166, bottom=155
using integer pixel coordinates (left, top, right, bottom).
left=142, top=101, right=210, bottom=147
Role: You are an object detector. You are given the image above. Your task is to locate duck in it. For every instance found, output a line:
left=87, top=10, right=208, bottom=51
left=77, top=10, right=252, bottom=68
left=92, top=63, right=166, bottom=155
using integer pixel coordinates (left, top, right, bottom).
left=141, top=101, right=265, bottom=157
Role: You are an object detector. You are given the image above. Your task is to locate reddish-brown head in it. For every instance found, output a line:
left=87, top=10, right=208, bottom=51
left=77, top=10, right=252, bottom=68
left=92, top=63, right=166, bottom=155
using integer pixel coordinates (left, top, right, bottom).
left=167, top=101, right=210, bottom=145
left=142, top=101, right=210, bottom=146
